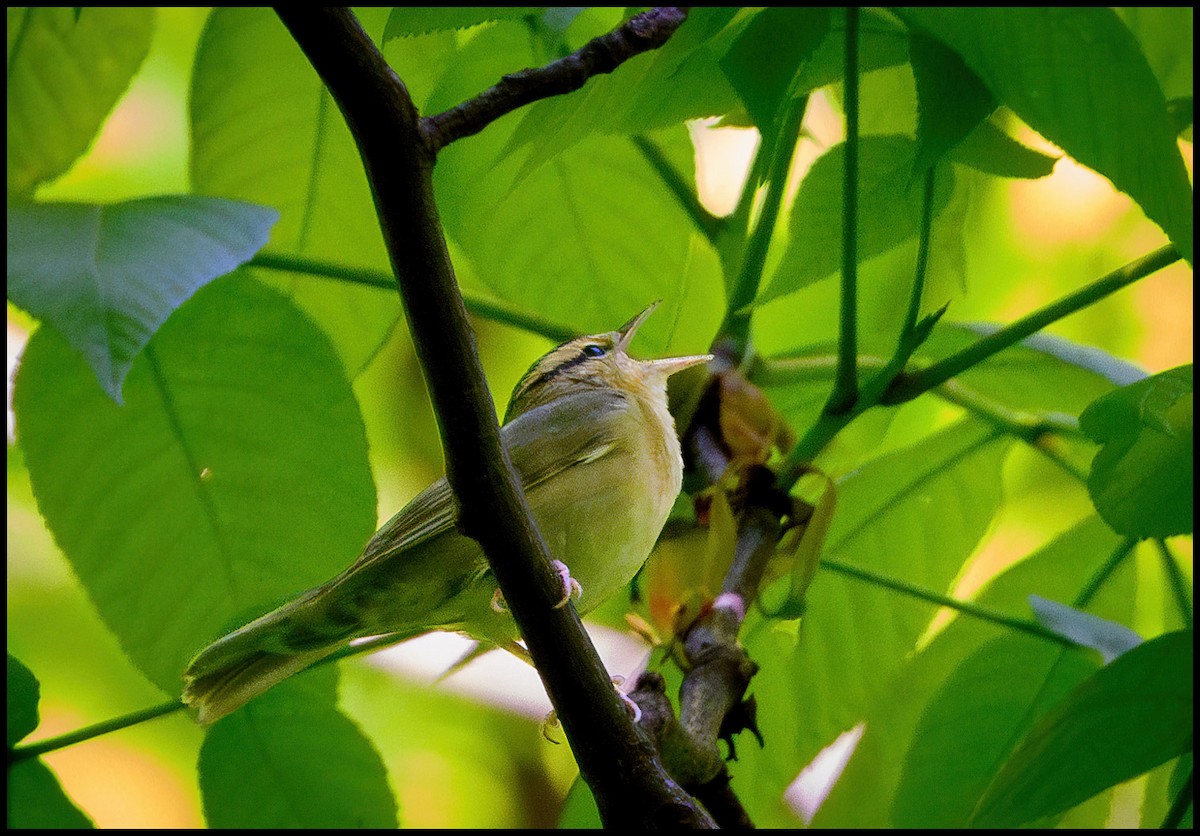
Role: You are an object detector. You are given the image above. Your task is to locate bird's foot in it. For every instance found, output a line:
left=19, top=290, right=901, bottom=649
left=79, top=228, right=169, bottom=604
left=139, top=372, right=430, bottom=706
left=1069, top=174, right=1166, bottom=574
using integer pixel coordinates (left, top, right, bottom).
left=551, top=559, right=582, bottom=609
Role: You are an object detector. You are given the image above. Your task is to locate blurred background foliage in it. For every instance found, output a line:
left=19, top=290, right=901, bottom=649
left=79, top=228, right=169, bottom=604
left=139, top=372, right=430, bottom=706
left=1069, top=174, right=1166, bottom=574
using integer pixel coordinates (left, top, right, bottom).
left=6, top=6, right=1192, bottom=828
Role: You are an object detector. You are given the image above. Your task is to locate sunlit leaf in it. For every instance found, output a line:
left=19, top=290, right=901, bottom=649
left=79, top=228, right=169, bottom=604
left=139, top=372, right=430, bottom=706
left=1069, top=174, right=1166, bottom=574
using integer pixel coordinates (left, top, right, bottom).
left=199, top=666, right=397, bottom=828
left=899, top=8, right=1193, bottom=263
left=6, top=7, right=154, bottom=198
left=190, top=7, right=453, bottom=374
left=1080, top=365, right=1193, bottom=538
left=719, top=8, right=829, bottom=131
left=814, top=515, right=1133, bottom=828
left=972, top=630, right=1194, bottom=827
left=761, top=135, right=955, bottom=303
left=733, top=419, right=1011, bottom=825
left=892, top=635, right=1099, bottom=828
left=13, top=275, right=376, bottom=692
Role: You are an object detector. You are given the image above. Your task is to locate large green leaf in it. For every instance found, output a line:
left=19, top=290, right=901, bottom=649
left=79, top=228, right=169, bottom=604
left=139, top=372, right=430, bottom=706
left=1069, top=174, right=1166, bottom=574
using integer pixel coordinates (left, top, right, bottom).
left=898, top=8, right=1193, bottom=263
left=6, top=7, right=154, bottom=198
left=813, top=515, right=1133, bottom=828
left=893, top=636, right=1100, bottom=828
left=1080, top=365, right=1193, bottom=538
left=760, top=135, right=955, bottom=304
left=718, top=8, right=830, bottom=131
left=6, top=197, right=278, bottom=403
left=199, top=665, right=397, bottom=828
left=190, top=7, right=453, bottom=374
left=499, top=8, right=743, bottom=173
left=973, top=629, right=1194, bottom=827
left=947, top=118, right=1059, bottom=180
left=447, top=133, right=726, bottom=356
left=732, top=419, right=1011, bottom=825
left=13, top=275, right=376, bottom=693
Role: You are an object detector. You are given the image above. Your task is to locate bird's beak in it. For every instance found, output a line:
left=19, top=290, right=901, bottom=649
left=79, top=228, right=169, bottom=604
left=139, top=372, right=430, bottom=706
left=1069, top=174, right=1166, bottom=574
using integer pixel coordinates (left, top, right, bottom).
left=616, top=301, right=711, bottom=375
left=643, top=352, right=713, bottom=377
left=616, top=301, right=661, bottom=351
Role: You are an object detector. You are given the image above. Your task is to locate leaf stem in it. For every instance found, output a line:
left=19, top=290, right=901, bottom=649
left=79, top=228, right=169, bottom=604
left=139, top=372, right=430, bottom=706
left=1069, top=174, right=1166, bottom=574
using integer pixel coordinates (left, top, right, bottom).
left=9, top=698, right=184, bottom=764
left=827, top=6, right=860, bottom=415
left=820, top=556, right=1075, bottom=647
left=898, top=165, right=937, bottom=352
left=723, top=94, right=810, bottom=344
left=631, top=134, right=723, bottom=245
left=883, top=245, right=1182, bottom=404
left=1073, top=537, right=1138, bottom=608
left=1155, top=539, right=1193, bottom=630
left=248, top=253, right=577, bottom=343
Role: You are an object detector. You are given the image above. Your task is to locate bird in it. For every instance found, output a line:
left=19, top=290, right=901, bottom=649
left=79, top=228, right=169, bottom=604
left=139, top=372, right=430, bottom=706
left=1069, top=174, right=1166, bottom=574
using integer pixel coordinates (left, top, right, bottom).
left=181, top=302, right=712, bottom=725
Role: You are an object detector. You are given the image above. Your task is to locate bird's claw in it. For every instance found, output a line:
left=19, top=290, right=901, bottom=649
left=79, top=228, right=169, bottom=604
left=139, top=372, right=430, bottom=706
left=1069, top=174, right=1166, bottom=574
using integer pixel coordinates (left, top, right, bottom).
left=490, top=560, right=581, bottom=614
left=551, top=559, right=582, bottom=609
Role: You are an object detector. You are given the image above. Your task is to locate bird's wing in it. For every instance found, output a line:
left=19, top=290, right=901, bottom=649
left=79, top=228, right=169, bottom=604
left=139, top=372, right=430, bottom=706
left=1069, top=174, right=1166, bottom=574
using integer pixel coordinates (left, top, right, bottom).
left=351, top=389, right=633, bottom=571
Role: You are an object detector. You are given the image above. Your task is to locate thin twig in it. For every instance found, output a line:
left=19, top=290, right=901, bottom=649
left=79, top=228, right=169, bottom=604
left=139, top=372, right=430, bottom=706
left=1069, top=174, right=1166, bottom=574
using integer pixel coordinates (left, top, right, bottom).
left=828, top=7, right=860, bottom=414
left=1155, top=539, right=1194, bottom=630
left=884, top=245, right=1182, bottom=403
left=421, top=8, right=688, bottom=154
left=631, top=133, right=723, bottom=245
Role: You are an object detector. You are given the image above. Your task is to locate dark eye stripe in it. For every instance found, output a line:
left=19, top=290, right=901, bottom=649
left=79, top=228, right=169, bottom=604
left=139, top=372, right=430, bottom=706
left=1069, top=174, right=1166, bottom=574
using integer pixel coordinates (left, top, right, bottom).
left=521, top=343, right=611, bottom=397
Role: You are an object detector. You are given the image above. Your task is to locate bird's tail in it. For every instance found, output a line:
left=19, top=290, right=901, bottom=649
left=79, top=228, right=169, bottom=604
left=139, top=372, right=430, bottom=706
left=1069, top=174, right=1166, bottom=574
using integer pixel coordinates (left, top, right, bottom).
left=181, top=594, right=349, bottom=726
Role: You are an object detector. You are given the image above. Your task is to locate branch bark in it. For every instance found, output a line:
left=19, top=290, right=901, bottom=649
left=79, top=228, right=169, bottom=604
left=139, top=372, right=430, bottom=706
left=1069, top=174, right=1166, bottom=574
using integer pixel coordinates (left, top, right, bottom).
left=273, top=7, right=712, bottom=828
left=421, top=7, right=688, bottom=154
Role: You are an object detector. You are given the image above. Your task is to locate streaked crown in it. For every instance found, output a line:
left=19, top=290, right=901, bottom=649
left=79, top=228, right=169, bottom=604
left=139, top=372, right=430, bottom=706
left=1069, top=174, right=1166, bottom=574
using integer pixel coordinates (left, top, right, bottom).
left=504, top=302, right=711, bottom=422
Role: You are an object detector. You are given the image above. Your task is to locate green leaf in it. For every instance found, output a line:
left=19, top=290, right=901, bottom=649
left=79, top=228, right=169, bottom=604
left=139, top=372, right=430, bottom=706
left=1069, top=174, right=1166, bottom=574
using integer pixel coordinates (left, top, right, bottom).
left=7, top=654, right=39, bottom=747
left=13, top=275, right=376, bottom=693
left=1028, top=595, right=1143, bottom=663
left=1116, top=8, right=1194, bottom=102
left=500, top=8, right=743, bottom=173
left=790, top=7, right=910, bottom=96
left=384, top=6, right=542, bottom=40
left=6, top=197, right=278, bottom=403
left=813, top=515, right=1133, bottom=828
left=761, top=135, right=955, bottom=303
left=734, top=420, right=1011, bottom=824
left=6, top=7, right=154, bottom=198
left=7, top=759, right=94, bottom=828
left=893, top=635, right=1100, bottom=828
left=908, top=33, right=995, bottom=172
left=558, top=778, right=602, bottom=829
left=973, top=629, right=1194, bottom=828
left=898, top=8, right=1193, bottom=263
left=447, top=134, right=726, bottom=356
left=1080, top=365, right=1193, bottom=538
left=199, top=665, right=397, bottom=828
left=190, top=8, right=450, bottom=374
left=718, top=8, right=830, bottom=131
left=948, top=118, right=1059, bottom=179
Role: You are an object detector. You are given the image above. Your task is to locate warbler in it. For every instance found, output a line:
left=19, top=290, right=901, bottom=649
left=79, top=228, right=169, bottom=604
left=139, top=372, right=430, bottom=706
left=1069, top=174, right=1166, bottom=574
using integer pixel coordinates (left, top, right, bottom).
left=182, top=302, right=711, bottom=724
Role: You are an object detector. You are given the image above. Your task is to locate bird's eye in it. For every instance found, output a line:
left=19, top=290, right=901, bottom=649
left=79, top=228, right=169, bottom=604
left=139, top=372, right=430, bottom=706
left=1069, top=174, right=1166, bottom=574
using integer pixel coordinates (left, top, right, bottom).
left=582, top=344, right=606, bottom=358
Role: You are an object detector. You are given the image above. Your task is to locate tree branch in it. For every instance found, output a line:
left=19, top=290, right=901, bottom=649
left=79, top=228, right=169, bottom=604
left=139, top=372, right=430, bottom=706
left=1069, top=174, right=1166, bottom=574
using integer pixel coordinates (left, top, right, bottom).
left=883, top=245, right=1182, bottom=403
left=421, top=7, right=689, bottom=154
left=273, top=7, right=711, bottom=827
